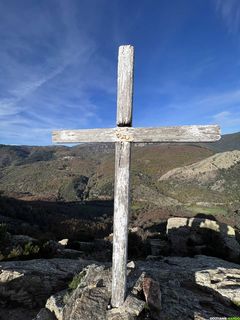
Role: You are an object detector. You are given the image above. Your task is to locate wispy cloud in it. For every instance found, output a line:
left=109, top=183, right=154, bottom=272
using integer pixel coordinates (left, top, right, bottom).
left=213, top=0, right=240, bottom=33
left=0, top=1, right=115, bottom=145
left=212, top=110, right=240, bottom=132
left=136, top=85, right=240, bottom=133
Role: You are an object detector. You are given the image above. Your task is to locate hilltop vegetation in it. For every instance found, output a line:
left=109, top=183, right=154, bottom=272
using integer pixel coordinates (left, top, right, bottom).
left=0, top=132, right=239, bottom=239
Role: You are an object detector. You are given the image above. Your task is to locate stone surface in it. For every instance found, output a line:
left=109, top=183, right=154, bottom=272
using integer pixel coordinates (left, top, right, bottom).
left=34, top=308, right=57, bottom=320
left=167, top=217, right=240, bottom=262
left=1, top=255, right=240, bottom=319
left=131, top=272, right=145, bottom=296
left=195, top=267, right=240, bottom=306
left=64, top=286, right=110, bottom=320
left=123, top=295, right=145, bottom=316
left=10, top=234, right=37, bottom=245
left=45, top=265, right=112, bottom=320
left=137, top=255, right=240, bottom=319
left=45, top=290, right=66, bottom=320
left=0, top=258, right=90, bottom=307
left=143, top=277, right=161, bottom=319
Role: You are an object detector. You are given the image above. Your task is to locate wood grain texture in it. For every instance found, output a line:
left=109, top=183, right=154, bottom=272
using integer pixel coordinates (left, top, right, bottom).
left=111, top=141, right=131, bottom=307
left=117, top=45, right=134, bottom=126
left=52, top=125, right=221, bottom=143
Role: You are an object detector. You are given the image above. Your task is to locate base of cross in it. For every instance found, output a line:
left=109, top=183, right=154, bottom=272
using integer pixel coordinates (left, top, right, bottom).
left=52, top=44, right=221, bottom=308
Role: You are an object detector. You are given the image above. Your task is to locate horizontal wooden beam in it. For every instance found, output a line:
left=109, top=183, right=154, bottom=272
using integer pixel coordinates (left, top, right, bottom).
left=52, top=125, right=221, bottom=144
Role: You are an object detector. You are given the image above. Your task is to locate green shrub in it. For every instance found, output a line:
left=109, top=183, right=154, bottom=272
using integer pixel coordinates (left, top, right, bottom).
left=8, top=246, right=23, bottom=259
left=68, top=270, right=87, bottom=290
left=23, top=242, right=40, bottom=256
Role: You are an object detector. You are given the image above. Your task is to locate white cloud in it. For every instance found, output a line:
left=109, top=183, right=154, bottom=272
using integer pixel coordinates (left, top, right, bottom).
left=213, top=110, right=240, bottom=129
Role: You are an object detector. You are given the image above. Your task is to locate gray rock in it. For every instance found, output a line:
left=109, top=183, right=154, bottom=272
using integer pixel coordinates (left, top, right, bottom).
left=1, top=255, right=240, bottom=320
left=47, top=264, right=112, bottom=320
left=11, top=235, right=37, bottom=245
left=195, top=267, right=240, bottom=307
left=107, top=295, right=145, bottom=320
left=167, top=217, right=240, bottom=262
left=123, top=295, right=145, bottom=316
left=46, top=264, right=146, bottom=320
left=34, top=308, right=57, bottom=320
left=0, top=258, right=91, bottom=308
left=137, top=255, right=240, bottom=319
left=107, top=310, right=136, bottom=320
left=45, top=290, right=66, bottom=320
left=131, top=272, right=145, bottom=296
left=64, top=286, right=110, bottom=320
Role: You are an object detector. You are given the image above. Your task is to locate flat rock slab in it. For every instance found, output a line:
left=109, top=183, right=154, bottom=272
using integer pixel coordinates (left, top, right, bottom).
left=0, top=258, right=91, bottom=307
left=137, top=255, right=240, bottom=319
left=65, top=287, right=110, bottom=320
left=2, top=255, right=240, bottom=320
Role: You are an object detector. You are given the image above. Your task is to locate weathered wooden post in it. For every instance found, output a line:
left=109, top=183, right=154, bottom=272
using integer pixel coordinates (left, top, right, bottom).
left=111, top=45, right=134, bottom=307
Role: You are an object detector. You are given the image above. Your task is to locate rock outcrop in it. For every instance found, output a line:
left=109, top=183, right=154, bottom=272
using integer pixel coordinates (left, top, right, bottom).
left=0, top=258, right=91, bottom=308
left=159, top=150, right=240, bottom=182
left=166, top=217, right=240, bottom=262
left=34, top=256, right=240, bottom=320
left=0, top=255, right=239, bottom=319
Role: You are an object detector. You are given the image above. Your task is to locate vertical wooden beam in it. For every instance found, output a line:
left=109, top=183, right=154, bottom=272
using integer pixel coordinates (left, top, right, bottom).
left=112, top=45, right=134, bottom=307
left=112, top=141, right=131, bottom=307
left=117, top=45, right=134, bottom=126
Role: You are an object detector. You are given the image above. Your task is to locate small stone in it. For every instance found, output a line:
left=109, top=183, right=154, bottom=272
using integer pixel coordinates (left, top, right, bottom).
left=131, top=272, right=146, bottom=296
left=58, top=239, right=69, bottom=246
left=127, top=261, right=135, bottom=269
left=123, top=295, right=145, bottom=316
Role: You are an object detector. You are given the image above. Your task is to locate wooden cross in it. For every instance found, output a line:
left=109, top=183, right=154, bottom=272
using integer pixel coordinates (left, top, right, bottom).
left=52, top=45, right=221, bottom=308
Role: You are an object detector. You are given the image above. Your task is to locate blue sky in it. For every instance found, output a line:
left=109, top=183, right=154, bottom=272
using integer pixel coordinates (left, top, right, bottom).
left=0, top=0, right=240, bottom=145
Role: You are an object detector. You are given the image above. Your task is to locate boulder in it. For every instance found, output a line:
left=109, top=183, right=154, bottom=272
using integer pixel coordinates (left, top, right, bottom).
left=0, top=258, right=91, bottom=308
left=45, top=264, right=147, bottom=320
left=167, top=217, right=240, bottom=262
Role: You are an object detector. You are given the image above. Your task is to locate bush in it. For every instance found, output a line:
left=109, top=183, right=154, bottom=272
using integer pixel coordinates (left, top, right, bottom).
left=68, top=270, right=87, bottom=290
left=23, top=242, right=40, bottom=256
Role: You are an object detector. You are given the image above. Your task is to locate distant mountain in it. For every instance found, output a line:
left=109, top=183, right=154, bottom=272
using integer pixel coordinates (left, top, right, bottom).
left=200, top=131, right=240, bottom=152
left=0, top=137, right=240, bottom=233
left=157, top=150, right=240, bottom=227
left=0, top=143, right=213, bottom=203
